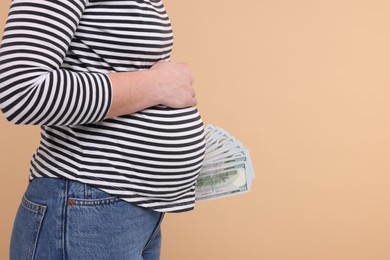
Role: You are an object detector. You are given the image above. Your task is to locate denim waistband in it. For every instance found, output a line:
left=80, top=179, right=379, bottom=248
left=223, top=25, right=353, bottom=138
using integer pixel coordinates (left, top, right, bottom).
left=25, top=177, right=116, bottom=204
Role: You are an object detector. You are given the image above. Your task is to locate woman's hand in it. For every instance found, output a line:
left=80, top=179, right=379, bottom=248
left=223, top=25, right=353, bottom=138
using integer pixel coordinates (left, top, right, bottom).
left=105, top=60, right=197, bottom=119
left=150, top=60, right=197, bottom=108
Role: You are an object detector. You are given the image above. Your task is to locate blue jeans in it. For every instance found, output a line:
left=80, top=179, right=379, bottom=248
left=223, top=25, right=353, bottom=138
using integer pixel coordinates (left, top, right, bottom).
left=10, top=177, right=164, bottom=260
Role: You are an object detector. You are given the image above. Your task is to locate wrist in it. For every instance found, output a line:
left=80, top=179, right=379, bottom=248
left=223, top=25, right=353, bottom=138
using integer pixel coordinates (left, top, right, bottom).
left=145, top=68, right=165, bottom=106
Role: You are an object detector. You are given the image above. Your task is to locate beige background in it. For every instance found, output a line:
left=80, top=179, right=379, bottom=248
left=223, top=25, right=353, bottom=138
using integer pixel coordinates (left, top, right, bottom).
left=1, top=0, right=390, bottom=259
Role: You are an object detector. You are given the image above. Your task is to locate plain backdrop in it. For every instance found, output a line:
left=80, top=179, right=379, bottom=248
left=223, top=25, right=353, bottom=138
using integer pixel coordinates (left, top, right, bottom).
left=1, top=1, right=390, bottom=260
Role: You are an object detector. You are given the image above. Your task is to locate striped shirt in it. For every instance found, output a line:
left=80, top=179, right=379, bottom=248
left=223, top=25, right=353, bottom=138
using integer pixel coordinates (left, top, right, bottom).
left=0, top=0, right=206, bottom=212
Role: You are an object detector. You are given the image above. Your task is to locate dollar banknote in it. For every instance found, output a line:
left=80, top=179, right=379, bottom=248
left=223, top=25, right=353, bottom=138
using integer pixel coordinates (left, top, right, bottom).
left=195, top=125, right=255, bottom=201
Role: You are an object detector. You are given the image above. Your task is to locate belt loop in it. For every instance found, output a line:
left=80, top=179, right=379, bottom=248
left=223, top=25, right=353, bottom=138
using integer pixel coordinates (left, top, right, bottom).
left=85, top=183, right=92, bottom=199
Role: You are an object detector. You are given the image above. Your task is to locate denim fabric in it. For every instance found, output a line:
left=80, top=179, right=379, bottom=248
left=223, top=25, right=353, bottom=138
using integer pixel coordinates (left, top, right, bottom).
left=10, top=178, right=164, bottom=260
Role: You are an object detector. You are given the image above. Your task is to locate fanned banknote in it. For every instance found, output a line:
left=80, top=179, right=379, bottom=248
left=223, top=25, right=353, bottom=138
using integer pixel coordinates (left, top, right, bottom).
left=195, top=125, right=255, bottom=201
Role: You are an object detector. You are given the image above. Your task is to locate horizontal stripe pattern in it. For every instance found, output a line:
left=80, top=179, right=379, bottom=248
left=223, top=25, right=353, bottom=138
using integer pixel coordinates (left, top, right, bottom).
left=0, top=0, right=205, bottom=212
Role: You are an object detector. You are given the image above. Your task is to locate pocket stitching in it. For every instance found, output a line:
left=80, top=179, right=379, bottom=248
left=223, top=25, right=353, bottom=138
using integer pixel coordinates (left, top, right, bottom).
left=68, top=196, right=122, bottom=206
left=21, top=196, right=47, bottom=213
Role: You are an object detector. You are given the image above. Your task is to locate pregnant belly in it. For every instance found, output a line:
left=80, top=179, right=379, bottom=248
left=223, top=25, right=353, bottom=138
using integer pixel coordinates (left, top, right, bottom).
left=67, top=106, right=206, bottom=179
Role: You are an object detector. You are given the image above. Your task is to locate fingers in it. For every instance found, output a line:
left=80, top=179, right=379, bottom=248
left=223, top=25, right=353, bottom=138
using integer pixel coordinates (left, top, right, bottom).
left=189, top=86, right=197, bottom=106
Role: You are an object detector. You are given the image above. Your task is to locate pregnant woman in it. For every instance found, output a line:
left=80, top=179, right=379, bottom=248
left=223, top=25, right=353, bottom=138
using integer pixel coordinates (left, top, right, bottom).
left=0, top=0, right=206, bottom=259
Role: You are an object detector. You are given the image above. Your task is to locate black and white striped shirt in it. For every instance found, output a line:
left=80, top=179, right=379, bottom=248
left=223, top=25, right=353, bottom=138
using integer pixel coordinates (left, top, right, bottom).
left=0, top=0, right=206, bottom=212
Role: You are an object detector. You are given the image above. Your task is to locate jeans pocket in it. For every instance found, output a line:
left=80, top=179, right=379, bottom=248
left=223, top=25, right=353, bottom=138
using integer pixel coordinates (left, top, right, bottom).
left=10, top=196, right=47, bottom=260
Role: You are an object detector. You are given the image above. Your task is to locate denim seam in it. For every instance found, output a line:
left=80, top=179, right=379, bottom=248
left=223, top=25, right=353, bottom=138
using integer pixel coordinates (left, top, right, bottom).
left=143, top=212, right=165, bottom=252
left=61, top=179, right=69, bottom=260
left=31, top=208, right=46, bottom=260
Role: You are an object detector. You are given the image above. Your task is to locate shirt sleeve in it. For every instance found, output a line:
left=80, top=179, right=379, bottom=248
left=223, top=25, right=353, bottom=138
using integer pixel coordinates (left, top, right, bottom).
left=0, top=0, right=113, bottom=126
